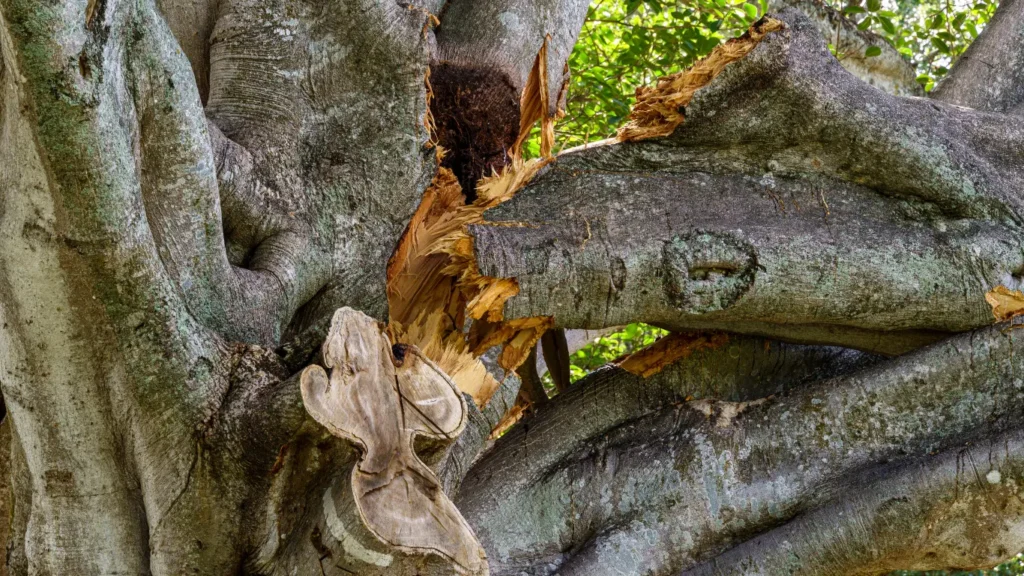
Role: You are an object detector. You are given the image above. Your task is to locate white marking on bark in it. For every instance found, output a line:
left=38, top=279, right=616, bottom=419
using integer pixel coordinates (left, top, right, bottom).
left=322, top=486, right=393, bottom=567
left=987, top=469, right=1002, bottom=485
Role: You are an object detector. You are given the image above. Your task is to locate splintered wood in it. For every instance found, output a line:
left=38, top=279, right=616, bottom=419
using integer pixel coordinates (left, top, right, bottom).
left=618, top=332, right=729, bottom=378
left=514, top=35, right=564, bottom=159
left=386, top=157, right=552, bottom=407
left=617, top=17, right=785, bottom=142
left=986, top=285, right=1024, bottom=322
left=300, top=309, right=487, bottom=575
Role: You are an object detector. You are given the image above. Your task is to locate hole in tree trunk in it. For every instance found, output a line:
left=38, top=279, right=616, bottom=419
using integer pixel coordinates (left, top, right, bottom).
left=429, top=63, right=521, bottom=200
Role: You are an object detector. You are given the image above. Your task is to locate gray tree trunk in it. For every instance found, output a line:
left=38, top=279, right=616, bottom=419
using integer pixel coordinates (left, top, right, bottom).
left=0, top=0, right=1022, bottom=575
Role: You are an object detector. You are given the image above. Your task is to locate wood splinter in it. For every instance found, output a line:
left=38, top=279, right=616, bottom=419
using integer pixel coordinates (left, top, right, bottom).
left=300, top=308, right=489, bottom=575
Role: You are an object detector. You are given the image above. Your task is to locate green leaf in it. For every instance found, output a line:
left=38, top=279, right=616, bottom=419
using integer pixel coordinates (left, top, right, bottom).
left=743, top=2, right=758, bottom=20
left=930, top=36, right=951, bottom=54
left=878, top=16, right=896, bottom=34
left=866, top=0, right=881, bottom=12
left=865, top=45, right=882, bottom=57
left=843, top=5, right=866, bottom=15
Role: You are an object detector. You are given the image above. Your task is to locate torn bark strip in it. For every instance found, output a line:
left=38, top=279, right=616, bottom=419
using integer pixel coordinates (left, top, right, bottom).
left=618, top=332, right=729, bottom=378
left=514, top=35, right=560, bottom=158
left=617, top=17, right=786, bottom=142
left=386, top=158, right=554, bottom=406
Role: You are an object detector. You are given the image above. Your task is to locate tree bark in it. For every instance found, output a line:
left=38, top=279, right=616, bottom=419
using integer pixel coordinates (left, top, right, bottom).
left=770, top=0, right=923, bottom=96
left=458, top=324, right=1024, bottom=575
left=933, top=0, right=1024, bottom=113
left=2, top=1, right=1024, bottom=575
left=472, top=9, right=1024, bottom=354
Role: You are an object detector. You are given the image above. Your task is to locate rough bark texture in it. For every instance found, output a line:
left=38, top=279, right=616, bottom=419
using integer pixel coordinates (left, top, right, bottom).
left=1, top=0, right=1023, bottom=575
left=457, top=324, right=1024, bottom=574
left=770, top=0, right=922, bottom=96
left=474, top=10, right=1024, bottom=355
left=933, top=0, right=1024, bottom=112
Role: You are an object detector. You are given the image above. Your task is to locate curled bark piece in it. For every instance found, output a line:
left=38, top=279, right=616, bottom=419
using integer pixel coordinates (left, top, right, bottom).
left=986, top=285, right=1024, bottom=322
left=618, top=332, right=729, bottom=378
left=514, top=35, right=559, bottom=158
left=300, top=308, right=488, bottom=575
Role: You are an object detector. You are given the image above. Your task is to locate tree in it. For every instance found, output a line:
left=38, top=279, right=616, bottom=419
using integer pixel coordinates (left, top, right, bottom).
left=1, top=0, right=1024, bottom=573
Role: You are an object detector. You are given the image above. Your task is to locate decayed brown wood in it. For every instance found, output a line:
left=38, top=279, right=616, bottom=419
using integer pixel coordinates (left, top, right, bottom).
left=300, top=308, right=488, bottom=575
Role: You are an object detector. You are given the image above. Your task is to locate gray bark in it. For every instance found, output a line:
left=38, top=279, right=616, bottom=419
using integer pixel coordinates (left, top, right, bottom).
left=1, top=1, right=1023, bottom=575
left=933, top=0, right=1024, bottom=113
left=458, top=324, right=1024, bottom=575
left=473, top=9, right=1024, bottom=355
left=770, top=0, right=922, bottom=96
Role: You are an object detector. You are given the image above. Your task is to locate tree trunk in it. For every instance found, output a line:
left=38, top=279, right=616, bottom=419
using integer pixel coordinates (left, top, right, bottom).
left=1, top=0, right=1023, bottom=575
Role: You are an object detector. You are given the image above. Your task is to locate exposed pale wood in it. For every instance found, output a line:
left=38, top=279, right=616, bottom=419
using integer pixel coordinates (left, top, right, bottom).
left=300, top=308, right=488, bottom=575
left=386, top=159, right=556, bottom=407
left=617, top=17, right=785, bottom=141
left=618, top=333, right=730, bottom=378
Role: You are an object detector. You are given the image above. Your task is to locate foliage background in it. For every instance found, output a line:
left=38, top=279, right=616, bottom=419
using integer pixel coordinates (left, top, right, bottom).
left=532, top=1, right=1013, bottom=573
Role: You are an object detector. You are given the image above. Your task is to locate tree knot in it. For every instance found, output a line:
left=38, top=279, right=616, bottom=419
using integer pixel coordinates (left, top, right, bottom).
left=661, top=231, right=757, bottom=314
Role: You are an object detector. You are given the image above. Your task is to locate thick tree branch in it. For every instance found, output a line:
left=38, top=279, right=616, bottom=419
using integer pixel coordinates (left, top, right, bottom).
left=933, top=0, right=1024, bottom=113
left=458, top=324, right=1024, bottom=575
left=770, top=0, right=922, bottom=96
left=683, top=428, right=1024, bottom=575
left=1, top=0, right=445, bottom=573
left=472, top=10, right=1024, bottom=354
left=0, top=1, right=245, bottom=571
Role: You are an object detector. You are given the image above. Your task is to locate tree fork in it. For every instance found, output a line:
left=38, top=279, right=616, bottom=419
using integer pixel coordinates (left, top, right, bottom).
left=431, top=0, right=589, bottom=193
left=2, top=0, right=1024, bottom=574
